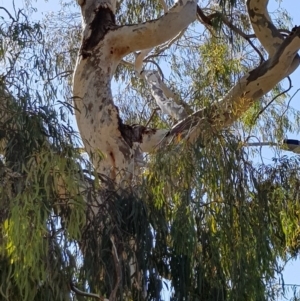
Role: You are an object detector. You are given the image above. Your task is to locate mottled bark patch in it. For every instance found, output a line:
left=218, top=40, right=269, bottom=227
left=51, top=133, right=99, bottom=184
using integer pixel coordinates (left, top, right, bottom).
left=81, top=7, right=116, bottom=58
left=88, top=102, right=93, bottom=111
left=246, top=62, right=268, bottom=82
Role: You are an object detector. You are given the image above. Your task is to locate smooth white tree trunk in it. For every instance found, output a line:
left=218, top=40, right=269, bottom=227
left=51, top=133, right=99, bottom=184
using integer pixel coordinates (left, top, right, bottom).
left=73, top=0, right=197, bottom=184
left=73, top=0, right=300, bottom=185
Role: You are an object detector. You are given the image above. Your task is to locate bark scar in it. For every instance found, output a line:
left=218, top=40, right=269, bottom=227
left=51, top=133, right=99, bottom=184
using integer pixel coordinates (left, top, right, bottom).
left=80, top=7, right=116, bottom=58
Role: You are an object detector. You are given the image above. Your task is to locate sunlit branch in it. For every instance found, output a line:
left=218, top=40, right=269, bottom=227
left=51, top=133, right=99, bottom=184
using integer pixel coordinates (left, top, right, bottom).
left=161, top=26, right=300, bottom=145
left=160, top=81, right=193, bottom=115
left=246, top=0, right=284, bottom=56
left=134, top=0, right=168, bottom=74
left=108, top=0, right=197, bottom=56
left=246, top=0, right=297, bottom=77
left=131, top=0, right=191, bottom=123
left=134, top=49, right=153, bottom=75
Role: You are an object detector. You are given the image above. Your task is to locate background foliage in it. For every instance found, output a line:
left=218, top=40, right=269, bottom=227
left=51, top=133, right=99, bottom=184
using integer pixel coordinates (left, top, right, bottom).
left=1, top=0, right=300, bottom=300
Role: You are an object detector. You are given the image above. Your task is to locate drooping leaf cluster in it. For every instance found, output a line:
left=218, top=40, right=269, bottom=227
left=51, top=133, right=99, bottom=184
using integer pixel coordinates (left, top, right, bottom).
left=145, top=131, right=300, bottom=301
left=0, top=6, right=86, bottom=301
left=1, top=1, right=300, bottom=301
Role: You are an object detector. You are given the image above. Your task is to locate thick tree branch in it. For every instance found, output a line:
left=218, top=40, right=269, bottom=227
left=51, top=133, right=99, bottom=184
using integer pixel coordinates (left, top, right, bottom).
left=145, top=29, right=186, bottom=61
left=139, top=128, right=169, bottom=153
left=134, top=49, right=152, bottom=74
left=106, top=0, right=197, bottom=57
left=141, top=1, right=300, bottom=149
left=196, top=5, right=213, bottom=26
left=132, top=11, right=189, bottom=123
left=74, top=0, right=197, bottom=182
left=134, top=0, right=168, bottom=75
left=74, top=0, right=300, bottom=185
left=160, top=81, right=193, bottom=115
left=142, top=70, right=188, bottom=120
left=246, top=0, right=300, bottom=74
left=164, top=27, right=300, bottom=144
left=246, top=0, right=284, bottom=56
left=123, top=58, right=192, bottom=117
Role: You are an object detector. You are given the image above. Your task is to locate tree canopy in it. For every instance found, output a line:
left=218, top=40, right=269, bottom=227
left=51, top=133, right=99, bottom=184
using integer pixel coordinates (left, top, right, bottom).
left=1, top=0, right=300, bottom=300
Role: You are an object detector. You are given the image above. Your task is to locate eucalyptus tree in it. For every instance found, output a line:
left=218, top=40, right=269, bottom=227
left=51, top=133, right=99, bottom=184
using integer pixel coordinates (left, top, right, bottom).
left=1, top=0, right=300, bottom=301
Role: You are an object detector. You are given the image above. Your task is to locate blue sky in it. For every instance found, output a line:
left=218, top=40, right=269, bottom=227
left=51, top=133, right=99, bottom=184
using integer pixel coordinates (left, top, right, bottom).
left=1, top=0, right=300, bottom=299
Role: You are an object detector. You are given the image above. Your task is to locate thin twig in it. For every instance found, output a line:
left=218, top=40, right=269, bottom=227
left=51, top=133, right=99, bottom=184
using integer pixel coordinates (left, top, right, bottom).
left=246, top=142, right=276, bottom=147
left=145, top=107, right=161, bottom=127
left=196, top=7, right=265, bottom=61
left=252, top=76, right=292, bottom=124
left=47, top=70, right=73, bottom=82
left=70, top=282, right=108, bottom=300
left=282, top=284, right=300, bottom=287
left=246, top=38, right=265, bottom=63
left=143, top=59, right=165, bottom=81
left=281, top=87, right=300, bottom=117
left=0, top=6, right=16, bottom=21
left=109, top=235, right=122, bottom=301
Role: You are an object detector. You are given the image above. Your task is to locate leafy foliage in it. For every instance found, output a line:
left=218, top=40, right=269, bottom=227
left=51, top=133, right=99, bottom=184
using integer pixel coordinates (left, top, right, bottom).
left=0, top=1, right=300, bottom=301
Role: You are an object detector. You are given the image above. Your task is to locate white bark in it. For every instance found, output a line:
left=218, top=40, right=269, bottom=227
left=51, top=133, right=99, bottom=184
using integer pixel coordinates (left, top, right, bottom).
left=73, top=0, right=197, bottom=183
left=139, top=128, right=169, bottom=153
left=143, top=70, right=188, bottom=120
left=73, top=0, right=300, bottom=184
left=133, top=0, right=189, bottom=122
left=246, top=0, right=300, bottom=75
left=246, top=0, right=284, bottom=57
left=134, top=49, right=152, bottom=75
left=107, top=0, right=197, bottom=56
